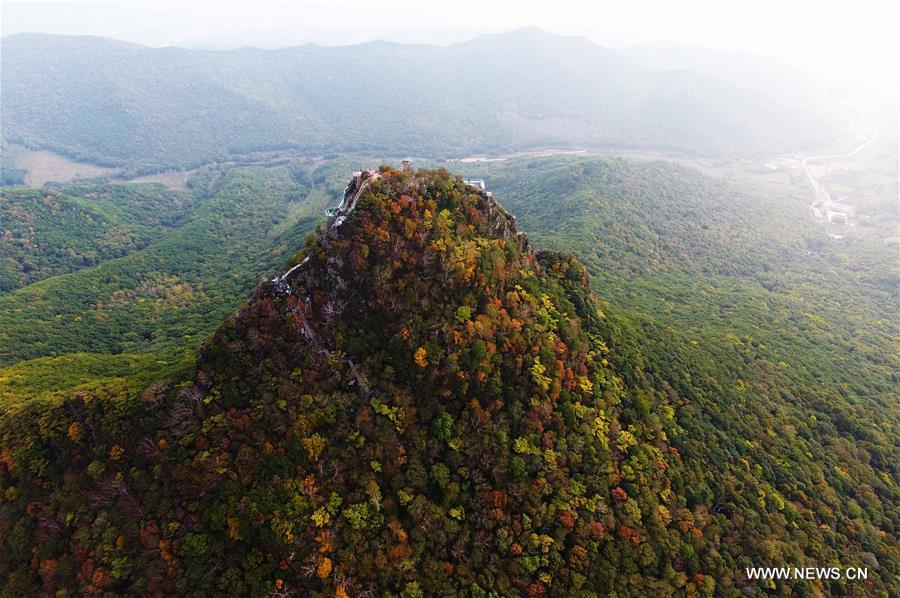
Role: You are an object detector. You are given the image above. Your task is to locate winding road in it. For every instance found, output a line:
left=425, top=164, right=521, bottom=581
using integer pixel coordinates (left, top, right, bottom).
left=799, top=127, right=880, bottom=214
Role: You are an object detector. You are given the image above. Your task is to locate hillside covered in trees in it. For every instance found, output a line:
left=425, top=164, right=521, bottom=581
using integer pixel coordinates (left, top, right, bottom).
left=0, top=184, right=193, bottom=292
left=0, top=167, right=321, bottom=369
left=0, top=168, right=895, bottom=596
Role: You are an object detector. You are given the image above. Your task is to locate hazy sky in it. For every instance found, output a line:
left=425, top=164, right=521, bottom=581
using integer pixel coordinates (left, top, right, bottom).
left=3, top=0, right=897, bottom=70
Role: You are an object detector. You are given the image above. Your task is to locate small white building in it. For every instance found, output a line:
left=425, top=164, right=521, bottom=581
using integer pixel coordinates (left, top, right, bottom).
left=825, top=210, right=849, bottom=225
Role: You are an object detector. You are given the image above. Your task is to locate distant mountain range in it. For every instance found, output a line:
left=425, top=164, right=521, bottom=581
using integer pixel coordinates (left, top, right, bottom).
left=1, top=28, right=834, bottom=171
left=620, top=42, right=822, bottom=108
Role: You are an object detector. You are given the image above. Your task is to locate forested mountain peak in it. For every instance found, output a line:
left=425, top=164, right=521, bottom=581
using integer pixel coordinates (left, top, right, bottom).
left=1, top=168, right=895, bottom=595
left=0, top=167, right=695, bottom=594
left=184, top=166, right=693, bottom=594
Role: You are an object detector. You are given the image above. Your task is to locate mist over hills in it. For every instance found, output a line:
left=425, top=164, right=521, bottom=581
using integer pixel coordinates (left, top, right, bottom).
left=621, top=42, right=822, bottom=108
left=0, top=16, right=897, bottom=596
left=1, top=28, right=833, bottom=171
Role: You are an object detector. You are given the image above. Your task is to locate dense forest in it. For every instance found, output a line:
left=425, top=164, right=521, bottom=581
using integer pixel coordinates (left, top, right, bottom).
left=461, top=157, right=897, bottom=413
left=0, top=5, right=895, bottom=592
left=464, top=161, right=899, bottom=583
left=0, top=168, right=314, bottom=366
left=0, top=158, right=366, bottom=404
left=0, top=30, right=833, bottom=173
left=0, top=167, right=896, bottom=596
left=0, top=184, right=192, bottom=292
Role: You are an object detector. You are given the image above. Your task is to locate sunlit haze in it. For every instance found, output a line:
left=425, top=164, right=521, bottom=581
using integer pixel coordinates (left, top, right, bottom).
left=3, top=0, right=898, bottom=74
left=1, top=0, right=899, bottom=595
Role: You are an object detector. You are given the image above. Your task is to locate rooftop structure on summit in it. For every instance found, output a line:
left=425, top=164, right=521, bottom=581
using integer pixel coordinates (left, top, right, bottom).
left=464, top=178, right=493, bottom=198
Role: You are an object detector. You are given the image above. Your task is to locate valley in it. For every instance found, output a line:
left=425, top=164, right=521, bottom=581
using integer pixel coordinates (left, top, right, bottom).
left=16, top=148, right=117, bottom=187
left=0, top=23, right=896, bottom=597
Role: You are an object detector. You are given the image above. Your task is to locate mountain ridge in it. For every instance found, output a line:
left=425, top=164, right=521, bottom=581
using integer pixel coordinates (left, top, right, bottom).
left=0, top=27, right=634, bottom=53
left=2, top=30, right=833, bottom=172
